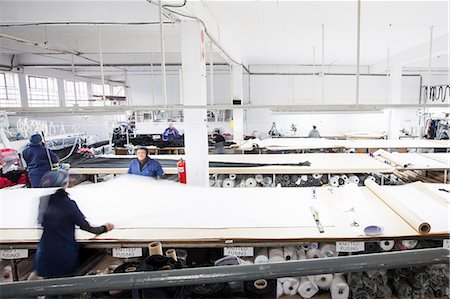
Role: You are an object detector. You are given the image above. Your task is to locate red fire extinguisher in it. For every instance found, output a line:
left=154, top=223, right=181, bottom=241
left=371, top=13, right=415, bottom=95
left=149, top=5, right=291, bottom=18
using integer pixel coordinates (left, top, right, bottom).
left=177, top=158, right=186, bottom=184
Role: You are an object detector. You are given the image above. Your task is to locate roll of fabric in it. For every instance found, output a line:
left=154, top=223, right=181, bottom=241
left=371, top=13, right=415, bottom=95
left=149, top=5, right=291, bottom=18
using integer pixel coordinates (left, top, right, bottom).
left=320, top=244, right=338, bottom=258
left=245, top=177, right=258, bottom=188
left=313, top=173, right=322, bottom=179
left=401, top=240, right=418, bottom=249
left=268, top=248, right=285, bottom=263
left=349, top=175, right=360, bottom=185
left=214, top=255, right=245, bottom=266
left=282, top=277, right=300, bottom=296
left=283, top=246, right=297, bottom=261
left=239, top=179, right=246, bottom=187
left=262, top=176, right=273, bottom=187
left=191, top=283, right=228, bottom=298
left=254, top=248, right=269, bottom=264
left=215, top=179, right=223, bottom=187
left=244, top=279, right=277, bottom=298
left=310, top=242, right=319, bottom=250
left=295, top=247, right=307, bottom=260
left=229, top=174, right=237, bottom=180
left=301, top=175, right=308, bottom=181
left=209, top=180, right=216, bottom=187
left=255, top=174, right=263, bottom=183
left=300, top=243, right=311, bottom=251
left=314, top=273, right=333, bottom=290
left=306, top=248, right=323, bottom=259
left=297, top=277, right=319, bottom=299
left=276, top=280, right=283, bottom=298
left=392, top=278, right=413, bottom=298
left=222, top=178, right=235, bottom=188
left=379, top=240, right=395, bottom=251
left=330, top=274, right=349, bottom=299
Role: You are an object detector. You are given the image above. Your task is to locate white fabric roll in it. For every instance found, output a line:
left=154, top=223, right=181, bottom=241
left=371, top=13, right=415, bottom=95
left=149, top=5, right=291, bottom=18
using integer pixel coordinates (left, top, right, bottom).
left=276, top=280, right=284, bottom=298
left=283, top=246, right=297, bottom=261
left=320, top=244, right=338, bottom=258
left=306, top=248, right=323, bottom=259
left=229, top=174, right=237, bottom=180
left=222, top=178, right=235, bottom=188
left=310, top=242, right=319, bottom=250
left=301, top=243, right=311, bottom=251
left=330, top=274, right=349, bottom=299
left=255, top=174, right=264, bottom=183
left=262, top=176, right=273, bottom=187
left=295, top=247, right=307, bottom=260
left=282, top=277, right=300, bottom=296
left=313, top=173, right=322, bottom=179
left=401, top=240, right=418, bottom=249
left=349, top=175, right=360, bottom=185
left=254, top=248, right=269, bottom=264
left=314, top=273, right=333, bottom=290
left=269, top=247, right=285, bottom=263
left=297, top=277, right=319, bottom=299
left=245, top=177, right=258, bottom=187
left=379, top=240, right=395, bottom=251
left=366, top=175, right=376, bottom=182
left=301, top=175, right=308, bottom=181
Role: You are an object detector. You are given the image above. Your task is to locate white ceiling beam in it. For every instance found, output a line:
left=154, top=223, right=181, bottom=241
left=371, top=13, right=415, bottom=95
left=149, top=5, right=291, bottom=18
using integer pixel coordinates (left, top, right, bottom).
left=370, top=33, right=449, bottom=73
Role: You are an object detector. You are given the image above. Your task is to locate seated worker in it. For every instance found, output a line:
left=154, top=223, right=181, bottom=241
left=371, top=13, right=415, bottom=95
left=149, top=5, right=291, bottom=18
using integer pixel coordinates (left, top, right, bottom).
left=22, top=133, right=59, bottom=188
left=268, top=122, right=281, bottom=137
left=212, top=129, right=226, bottom=154
left=128, top=147, right=164, bottom=178
left=308, top=125, right=321, bottom=138
left=162, top=121, right=180, bottom=141
left=35, top=170, right=114, bottom=279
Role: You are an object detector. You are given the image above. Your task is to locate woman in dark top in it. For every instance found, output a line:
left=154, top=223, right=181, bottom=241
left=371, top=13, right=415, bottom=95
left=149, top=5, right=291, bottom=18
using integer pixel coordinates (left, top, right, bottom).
left=36, top=170, right=114, bottom=278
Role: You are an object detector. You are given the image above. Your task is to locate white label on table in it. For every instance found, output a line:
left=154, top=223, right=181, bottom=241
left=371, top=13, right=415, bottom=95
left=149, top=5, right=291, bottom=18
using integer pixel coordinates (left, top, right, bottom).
left=224, top=247, right=254, bottom=257
left=112, top=248, right=143, bottom=259
left=443, top=239, right=450, bottom=249
left=0, top=111, right=9, bottom=128
left=0, top=249, right=28, bottom=259
left=336, top=241, right=365, bottom=252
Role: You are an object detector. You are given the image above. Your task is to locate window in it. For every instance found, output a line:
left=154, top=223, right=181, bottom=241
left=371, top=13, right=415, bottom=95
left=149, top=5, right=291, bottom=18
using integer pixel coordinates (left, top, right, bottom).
left=91, top=83, right=126, bottom=106
left=0, top=73, right=21, bottom=107
left=91, top=83, right=112, bottom=106
left=27, top=76, right=59, bottom=107
left=64, top=80, right=89, bottom=107
left=112, top=85, right=125, bottom=96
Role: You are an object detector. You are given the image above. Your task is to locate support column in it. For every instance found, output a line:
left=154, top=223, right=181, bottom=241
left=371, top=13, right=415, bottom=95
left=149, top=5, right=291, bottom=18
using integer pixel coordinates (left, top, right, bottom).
left=181, top=20, right=208, bottom=186
left=17, top=73, right=28, bottom=107
left=57, top=78, right=66, bottom=107
left=232, top=64, right=244, bottom=143
left=387, top=66, right=402, bottom=139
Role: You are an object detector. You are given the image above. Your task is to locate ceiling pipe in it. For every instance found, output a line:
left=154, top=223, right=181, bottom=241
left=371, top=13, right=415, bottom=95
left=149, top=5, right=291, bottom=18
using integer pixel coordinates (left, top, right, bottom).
left=355, top=0, right=361, bottom=106
left=158, top=0, right=168, bottom=107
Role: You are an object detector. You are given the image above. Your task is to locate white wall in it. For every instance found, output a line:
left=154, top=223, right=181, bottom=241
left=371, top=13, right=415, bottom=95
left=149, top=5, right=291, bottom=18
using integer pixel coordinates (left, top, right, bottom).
left=249, top=74, right=421, bottom=105
left=244, top=109, right=420, bottom=138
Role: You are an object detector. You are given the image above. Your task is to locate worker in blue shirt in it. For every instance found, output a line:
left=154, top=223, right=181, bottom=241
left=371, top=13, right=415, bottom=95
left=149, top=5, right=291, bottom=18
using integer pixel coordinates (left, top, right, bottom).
left=22, top=133, right=59, bottom=188
left=128, top=147, right=164, bottom=178
left=162, top=121, right=180, bottom=141
left=35, top=170, right=114, bottom=279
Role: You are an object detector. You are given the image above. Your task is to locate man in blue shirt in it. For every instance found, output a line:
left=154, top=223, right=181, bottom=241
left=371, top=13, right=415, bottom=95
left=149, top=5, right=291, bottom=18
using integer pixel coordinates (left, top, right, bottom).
left=128, top=147, right=164, bottom=178
left=162, top=121, right=180, bottom=141
left=22, top=134, right=59, bottom=188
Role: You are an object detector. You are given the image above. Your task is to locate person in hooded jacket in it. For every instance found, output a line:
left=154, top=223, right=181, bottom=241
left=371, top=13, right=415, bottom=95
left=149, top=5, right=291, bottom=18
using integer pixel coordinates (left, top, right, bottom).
left=22, top=134, right=59, bottom=188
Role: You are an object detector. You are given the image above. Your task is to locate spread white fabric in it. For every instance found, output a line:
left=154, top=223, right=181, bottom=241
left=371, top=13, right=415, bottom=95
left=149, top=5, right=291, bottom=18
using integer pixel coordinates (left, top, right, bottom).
left=0, top=175, right=334, bottom=229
